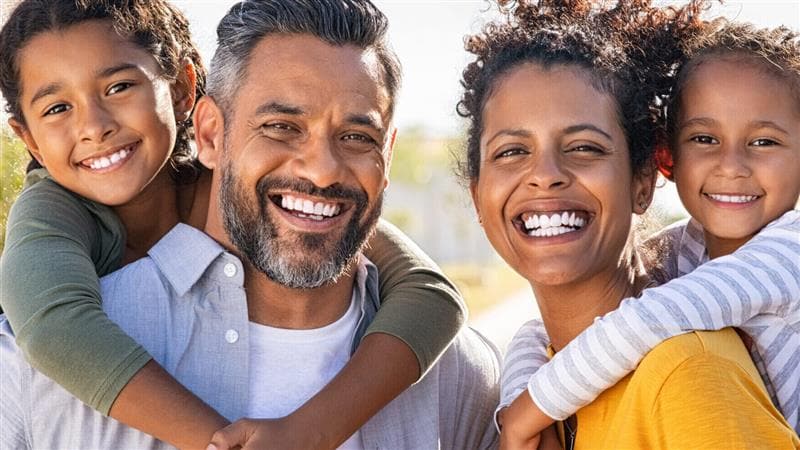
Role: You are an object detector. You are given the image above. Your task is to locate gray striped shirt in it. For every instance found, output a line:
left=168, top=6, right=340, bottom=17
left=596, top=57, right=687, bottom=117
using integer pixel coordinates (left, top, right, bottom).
left=499, top=209, right=800, bottom=432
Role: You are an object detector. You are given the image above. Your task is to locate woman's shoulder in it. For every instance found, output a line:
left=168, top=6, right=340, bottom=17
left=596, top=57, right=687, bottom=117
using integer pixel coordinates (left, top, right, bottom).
left=634, top=328, right=762, bottom=389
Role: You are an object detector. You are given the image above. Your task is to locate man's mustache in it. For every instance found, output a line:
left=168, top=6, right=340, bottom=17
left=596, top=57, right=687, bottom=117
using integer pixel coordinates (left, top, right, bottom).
left=255, top=176, right=367, bottom=204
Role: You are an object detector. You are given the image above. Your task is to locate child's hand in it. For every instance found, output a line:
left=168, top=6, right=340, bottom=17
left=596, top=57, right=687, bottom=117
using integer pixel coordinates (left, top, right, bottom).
left=206, top=417, right=326, bottom=450
left=499, top=391, right=554, bottom=450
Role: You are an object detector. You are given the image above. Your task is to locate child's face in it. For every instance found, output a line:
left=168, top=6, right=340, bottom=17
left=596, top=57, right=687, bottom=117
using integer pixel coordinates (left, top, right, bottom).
left=10, top=20, right=184, bottom=206
left=673, top=58, right=800, bottom=256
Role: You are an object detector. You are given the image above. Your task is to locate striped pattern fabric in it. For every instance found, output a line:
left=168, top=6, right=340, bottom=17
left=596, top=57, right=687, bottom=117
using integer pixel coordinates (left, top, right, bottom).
left=498, top=210, right=800, bottom=433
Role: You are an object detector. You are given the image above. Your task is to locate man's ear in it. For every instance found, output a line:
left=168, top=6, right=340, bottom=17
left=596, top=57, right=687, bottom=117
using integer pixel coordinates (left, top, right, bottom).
left=632, top=163, right=658, bottom=215
left=8, top=118, right=44, bottom=166
left=382, top=128, right=397, bottom=189
left=172, top=57, right=197, bottom=122
left=193, top=96, right=225, bottom=169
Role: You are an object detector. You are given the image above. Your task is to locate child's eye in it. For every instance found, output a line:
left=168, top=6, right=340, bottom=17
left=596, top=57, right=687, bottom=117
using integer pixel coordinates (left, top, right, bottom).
left=750, top=138, right=779, bottom=147
left=43, top=104, right=70, bottom=116
left=107, top=82, right=133, bottom=95
left=689, top=135, right=718, bottom=145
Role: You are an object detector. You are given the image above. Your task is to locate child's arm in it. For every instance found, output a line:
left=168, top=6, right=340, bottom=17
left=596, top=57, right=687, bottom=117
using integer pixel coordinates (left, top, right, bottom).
left=0, top=175, right=227, bottom=449
left=207, top=219, right=467, bottom=449
left=502, top=211, right=800, bottom=440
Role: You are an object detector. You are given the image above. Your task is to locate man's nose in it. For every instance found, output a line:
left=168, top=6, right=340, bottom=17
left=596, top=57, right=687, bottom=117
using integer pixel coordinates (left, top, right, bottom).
left=77, top=98, right=118, bottom=143
left=289, top=137, right=347, bottom=189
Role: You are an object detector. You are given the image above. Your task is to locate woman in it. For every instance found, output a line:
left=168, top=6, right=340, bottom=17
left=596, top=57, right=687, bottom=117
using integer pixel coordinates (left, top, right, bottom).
left=457, top=1, right=797, bottom=448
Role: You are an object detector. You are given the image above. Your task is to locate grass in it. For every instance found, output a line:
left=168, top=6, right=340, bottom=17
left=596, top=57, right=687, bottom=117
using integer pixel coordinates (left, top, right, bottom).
left=0, top=131, right=28, bottom=252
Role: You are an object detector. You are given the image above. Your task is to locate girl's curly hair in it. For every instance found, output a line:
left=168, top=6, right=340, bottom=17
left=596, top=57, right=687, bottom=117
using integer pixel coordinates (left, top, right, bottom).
left=456, top=0, right=706, bottom=183
left=0, top=0, right=207, bottom=184
left=667, top=20, right=800, bottom=147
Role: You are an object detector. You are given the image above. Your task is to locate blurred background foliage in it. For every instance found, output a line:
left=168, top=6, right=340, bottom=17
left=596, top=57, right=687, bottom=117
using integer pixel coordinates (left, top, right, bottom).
left=1, top=130, right=28, bottom=251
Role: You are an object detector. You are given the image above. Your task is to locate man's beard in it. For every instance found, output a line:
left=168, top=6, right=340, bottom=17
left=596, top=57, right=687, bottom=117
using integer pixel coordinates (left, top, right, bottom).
left=220, top=164, right=382, bottom=289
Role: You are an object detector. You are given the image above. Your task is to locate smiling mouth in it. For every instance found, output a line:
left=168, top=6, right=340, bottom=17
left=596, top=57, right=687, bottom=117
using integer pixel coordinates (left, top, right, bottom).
left=704, top=193, right=761, bottom=204
left=80, top=142, right=138, bottom=171
left=270, top=193, right=345, bottom=222
left=516, top=210, right=590, bottom=237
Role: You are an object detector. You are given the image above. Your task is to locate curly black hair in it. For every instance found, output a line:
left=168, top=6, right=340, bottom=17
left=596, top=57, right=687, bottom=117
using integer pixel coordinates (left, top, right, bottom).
left=456, top=0, right=706, bottom=183
left=666, top=20, right=800, bottom=149
left=0, top=0, right=207, bottom=183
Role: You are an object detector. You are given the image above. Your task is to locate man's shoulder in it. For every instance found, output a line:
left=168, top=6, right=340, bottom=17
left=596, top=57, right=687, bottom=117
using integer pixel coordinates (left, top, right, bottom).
left=443, top=326, right=502, bottom=380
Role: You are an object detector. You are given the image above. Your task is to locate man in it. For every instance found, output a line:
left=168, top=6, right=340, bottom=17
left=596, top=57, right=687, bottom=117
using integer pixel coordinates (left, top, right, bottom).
left=0, top=1, right=500, bottom=449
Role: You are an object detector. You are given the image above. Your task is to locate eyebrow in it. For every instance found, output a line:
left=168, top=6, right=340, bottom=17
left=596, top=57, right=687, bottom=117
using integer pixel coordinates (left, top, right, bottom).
left=255, top=102, right=305, bottom=116
left=346, top=112, right=384, bottom=133
left=562, top=123, right=613, bottom=141
left=29, top=63, right=140, bottom=107
left=485, top=129, right=532, bottom=147
left=750, top=120, right=789, bottom=134
left=679, top=117, right=717, bottom=128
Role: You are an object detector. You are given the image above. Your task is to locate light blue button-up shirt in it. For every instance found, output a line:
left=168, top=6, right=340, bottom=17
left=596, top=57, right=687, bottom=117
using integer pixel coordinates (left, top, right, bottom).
left=1, top=223, right=500, bottom=449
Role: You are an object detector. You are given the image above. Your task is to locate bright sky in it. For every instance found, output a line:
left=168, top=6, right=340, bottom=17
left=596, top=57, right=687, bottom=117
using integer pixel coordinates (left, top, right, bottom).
left=177, top=0, right=800, bottom=137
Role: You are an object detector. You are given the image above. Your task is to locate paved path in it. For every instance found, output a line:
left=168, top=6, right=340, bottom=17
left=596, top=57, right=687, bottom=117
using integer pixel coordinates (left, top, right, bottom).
left=469, top=288, right=541, bottom=353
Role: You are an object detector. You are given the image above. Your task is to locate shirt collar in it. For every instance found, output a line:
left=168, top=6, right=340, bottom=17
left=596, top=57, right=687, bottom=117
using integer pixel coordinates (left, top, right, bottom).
left=147, top=223, right=228, bottom=296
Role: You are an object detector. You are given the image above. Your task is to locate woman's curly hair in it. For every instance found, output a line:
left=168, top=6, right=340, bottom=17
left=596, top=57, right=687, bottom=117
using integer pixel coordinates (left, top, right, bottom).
left=667, top=20, right=800, bottom=147
left=456, top=0, right=706, bottom=182
left=0, top=0, right=207, bottom=184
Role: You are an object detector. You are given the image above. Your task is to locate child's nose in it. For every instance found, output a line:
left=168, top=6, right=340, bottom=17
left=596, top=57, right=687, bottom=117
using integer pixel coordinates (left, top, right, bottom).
left=716, top=144, right=752, bottom=179
left=78, top=99, right=118, bottom=143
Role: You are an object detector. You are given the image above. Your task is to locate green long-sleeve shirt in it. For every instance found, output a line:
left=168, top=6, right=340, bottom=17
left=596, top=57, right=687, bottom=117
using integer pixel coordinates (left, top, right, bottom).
left=0, top=169, right=465, bottom=414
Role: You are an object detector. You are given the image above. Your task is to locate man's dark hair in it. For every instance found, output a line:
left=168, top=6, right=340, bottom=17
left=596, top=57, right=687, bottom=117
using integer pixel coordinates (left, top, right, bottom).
left=208, top=0, right=402, bottom=119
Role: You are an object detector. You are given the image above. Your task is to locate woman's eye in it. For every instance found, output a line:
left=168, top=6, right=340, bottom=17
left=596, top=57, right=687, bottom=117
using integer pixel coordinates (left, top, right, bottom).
left=689, top=135, right=718, bottom=145
left=750, top=138, right=779, bottom=147
left=44, top=104, right=70, bottom=116
left=495, top=147, right=527, bottom=159
left=568, top=145, right=604, bottom=154
left=107, top=82, right=133, bottom=95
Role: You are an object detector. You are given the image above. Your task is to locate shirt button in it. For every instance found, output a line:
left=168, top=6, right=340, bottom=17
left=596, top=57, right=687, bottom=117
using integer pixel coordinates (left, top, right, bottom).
left=225, top=329, right=239, bottom=344
left=223, top=263, right=237, bottom=278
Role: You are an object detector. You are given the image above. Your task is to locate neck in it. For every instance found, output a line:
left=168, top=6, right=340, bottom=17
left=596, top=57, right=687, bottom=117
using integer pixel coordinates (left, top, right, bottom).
left=244, top=262, right=358, bottom=329
left=535, top=252, right=649, bottom=351
left=113, top=169, right=179, bottom=264
left=704, top=231, right=751, bottom=259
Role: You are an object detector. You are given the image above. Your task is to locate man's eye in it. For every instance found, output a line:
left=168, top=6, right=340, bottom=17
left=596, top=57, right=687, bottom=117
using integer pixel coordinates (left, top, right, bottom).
left=689, top=135, right=718, bottom=145
left=44, top=104, right=70, bottom=116
left=262, top=123, right=296, bottom=133
left=343, top=133, right=376, bottom=144
left=107, top=82, right=133, bottom=95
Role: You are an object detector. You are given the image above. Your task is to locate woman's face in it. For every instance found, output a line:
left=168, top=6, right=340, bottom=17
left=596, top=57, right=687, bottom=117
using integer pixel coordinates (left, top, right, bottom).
left=471, top=63, right=653, bottom=287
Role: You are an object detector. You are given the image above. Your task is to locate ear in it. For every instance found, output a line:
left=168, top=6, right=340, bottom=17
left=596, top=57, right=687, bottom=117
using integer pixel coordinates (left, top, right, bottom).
left=382, top=128, right=397, bottom=189
left=632, top=163, right=658, bottom=215
left=9, top=117, right=44, bottom=166
left=469, top=180, right=483, bottom=226
left=193, top=96, right=225, bottom=170
left=171, top=57, right=197, bottom=122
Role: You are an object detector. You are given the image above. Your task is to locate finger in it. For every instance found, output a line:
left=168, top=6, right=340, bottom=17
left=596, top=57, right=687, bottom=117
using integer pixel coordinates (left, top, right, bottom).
left=207, top=421, right=252, bottom=450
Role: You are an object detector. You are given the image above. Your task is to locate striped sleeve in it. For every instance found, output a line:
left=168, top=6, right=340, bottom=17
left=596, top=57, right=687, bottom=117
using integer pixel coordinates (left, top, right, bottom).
left=495, top=319, right=549, bottom=430
left=527, top=210, right=800, bottom=424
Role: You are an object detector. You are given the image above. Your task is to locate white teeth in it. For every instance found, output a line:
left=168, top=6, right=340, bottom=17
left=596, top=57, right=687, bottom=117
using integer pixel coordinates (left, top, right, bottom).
left=528, top=226, right=579, bottom=237
left=280, top=194, right=341, bottom=218
left=85, top=146, right=132, bottom=170
left=540, top=215, right=550, bottom=228
left=568, top=212, right=576, bottom=226
left=550, top=214, right=561, bottom=227
left=708, top=194, right=758, bottom=204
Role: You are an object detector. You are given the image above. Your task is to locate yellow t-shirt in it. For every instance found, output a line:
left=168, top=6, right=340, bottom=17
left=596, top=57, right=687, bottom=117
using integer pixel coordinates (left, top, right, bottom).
left=556, top=328, right=799, bottom=449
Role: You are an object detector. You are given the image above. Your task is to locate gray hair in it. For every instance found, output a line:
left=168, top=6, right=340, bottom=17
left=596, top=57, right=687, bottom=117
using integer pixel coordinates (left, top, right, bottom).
left=207, top=0, right=402, bottom=118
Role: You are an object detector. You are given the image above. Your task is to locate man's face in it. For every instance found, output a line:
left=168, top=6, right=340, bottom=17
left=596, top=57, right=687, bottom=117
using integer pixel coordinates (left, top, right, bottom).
left=215, top=34, right=394, bottom=288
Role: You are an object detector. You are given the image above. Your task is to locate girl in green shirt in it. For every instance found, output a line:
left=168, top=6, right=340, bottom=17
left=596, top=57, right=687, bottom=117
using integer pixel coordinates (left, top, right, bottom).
left=0, top=1, right=465, bottom=448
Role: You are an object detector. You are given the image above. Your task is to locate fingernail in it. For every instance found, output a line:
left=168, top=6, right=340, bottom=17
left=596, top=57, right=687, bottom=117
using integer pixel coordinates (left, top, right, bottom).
left=206, top=445, right=218, bottom=450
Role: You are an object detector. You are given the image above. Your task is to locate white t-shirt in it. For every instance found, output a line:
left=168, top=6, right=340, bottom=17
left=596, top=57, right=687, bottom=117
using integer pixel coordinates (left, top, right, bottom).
left=246, top=293, right=364, bottom=450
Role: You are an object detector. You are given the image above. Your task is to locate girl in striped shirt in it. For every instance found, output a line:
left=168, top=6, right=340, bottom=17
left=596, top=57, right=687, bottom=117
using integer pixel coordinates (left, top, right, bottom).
left=499, top=14, right=800, bottom=448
